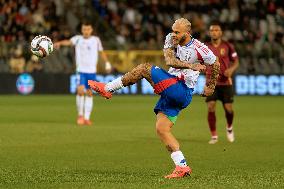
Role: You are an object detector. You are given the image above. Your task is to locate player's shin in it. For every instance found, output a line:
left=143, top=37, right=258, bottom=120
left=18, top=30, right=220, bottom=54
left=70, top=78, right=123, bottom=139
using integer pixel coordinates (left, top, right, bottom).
left=171, top=150, right=188, bottom=167
left=84, top=96, right=93, bottom=120
left=104, top=77, right=124, bottom=92
left=76, top=95, right=84, bottom=116
left=208, top=111, right=217, bottom=136
left=225, top=110, right=234, bottom=129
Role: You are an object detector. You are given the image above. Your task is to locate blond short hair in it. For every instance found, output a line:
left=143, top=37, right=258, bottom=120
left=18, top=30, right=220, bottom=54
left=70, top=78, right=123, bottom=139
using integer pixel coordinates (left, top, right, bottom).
left=174, top=18, right=192, bottom=31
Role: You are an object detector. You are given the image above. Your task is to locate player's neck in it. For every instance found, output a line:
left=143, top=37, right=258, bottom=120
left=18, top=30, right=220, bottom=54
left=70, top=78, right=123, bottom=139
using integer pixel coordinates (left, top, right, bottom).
left=180, top=36, right=192, bottom=46
left=211, top=39, right=222, bottom=47
left=83, top=35, right=91, bottom=39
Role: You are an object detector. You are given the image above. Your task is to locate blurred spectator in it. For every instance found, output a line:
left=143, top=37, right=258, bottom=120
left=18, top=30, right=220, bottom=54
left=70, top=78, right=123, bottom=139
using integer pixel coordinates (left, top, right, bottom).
left=0, top=0, right=284, bottom=74
left=9, top=48, right=25, bottom=73
left=92, top=0, right=284, bottom=52
left=91, top=0, right=284, bottom=74
left=26, top=55, right=43, bottom=73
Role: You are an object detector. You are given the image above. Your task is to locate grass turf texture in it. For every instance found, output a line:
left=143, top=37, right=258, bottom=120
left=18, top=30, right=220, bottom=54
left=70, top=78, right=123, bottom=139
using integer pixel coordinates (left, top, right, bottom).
left=0, top=95, right=283, bottom=189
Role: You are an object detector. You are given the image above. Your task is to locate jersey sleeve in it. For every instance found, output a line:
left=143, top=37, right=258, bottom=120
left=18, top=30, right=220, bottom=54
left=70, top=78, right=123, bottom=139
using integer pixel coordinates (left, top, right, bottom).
left=70, top=35, right=80, bottom=45
left=227, top=42, right=238, bottom=61
left=96, top=37, right=104, bottom=51
left=163, top=33, right=174, bottom=49
left=196, top=45, right=217, bottom=65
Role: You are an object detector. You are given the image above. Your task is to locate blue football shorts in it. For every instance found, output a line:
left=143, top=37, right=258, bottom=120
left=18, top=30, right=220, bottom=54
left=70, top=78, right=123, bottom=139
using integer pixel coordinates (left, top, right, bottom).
left=77, top=72, right=97, bottom=89
left=151, top=66, right=194, bottom=118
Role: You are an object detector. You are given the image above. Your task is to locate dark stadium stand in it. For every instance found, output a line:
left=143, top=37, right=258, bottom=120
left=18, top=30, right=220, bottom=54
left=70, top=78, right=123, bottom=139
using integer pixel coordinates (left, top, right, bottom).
left=0, top=0, right=283, bottom=74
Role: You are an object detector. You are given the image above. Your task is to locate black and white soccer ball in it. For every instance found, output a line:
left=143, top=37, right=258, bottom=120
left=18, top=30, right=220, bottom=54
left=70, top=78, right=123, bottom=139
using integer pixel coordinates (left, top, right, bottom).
left=30, top=35, right=53, bottom=58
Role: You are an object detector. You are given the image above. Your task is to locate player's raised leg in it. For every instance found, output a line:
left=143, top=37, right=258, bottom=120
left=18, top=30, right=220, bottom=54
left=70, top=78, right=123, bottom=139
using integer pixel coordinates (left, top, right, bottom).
left=207, top=101, right=218, bottom=144
left=88, top=62, right=154, bottom=98
left=156, top=113, right=192, bottom=178
left=76, top=85, right=85, bottom=125
left=223, top=103, right=235, bottom=142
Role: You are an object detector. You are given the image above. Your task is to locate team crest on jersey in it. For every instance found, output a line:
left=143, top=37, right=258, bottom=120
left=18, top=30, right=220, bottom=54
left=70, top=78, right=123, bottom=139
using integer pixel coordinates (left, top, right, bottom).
left=220, top=48, right=226, bottom=56
left=177, top=48, right=192, bottom=61
left=183, top=51, right=192, bottom=61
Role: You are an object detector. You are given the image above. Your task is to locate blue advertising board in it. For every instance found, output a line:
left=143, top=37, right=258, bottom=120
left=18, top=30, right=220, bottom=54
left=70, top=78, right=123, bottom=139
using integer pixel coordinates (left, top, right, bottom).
left=70, top=74, right=284, bottom=95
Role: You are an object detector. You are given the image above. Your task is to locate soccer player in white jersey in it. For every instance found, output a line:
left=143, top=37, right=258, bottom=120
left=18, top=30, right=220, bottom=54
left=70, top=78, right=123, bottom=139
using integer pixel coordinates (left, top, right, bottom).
left=88, top=18, right=220, bottom=178
left=54, top=21, right=111, bottom=126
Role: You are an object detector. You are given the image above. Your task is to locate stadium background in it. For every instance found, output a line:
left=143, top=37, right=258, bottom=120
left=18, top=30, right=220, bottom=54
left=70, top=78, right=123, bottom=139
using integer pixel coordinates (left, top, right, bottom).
left=0, top=0, right=284, bottom=95
left=1, top=1, right=284, bottom=189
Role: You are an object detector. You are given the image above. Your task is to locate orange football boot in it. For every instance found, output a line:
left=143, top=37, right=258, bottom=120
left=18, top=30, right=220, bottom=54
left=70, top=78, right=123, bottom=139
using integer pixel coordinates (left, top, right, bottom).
left=164, top=165, right=192, bottom=179
left=77, top=115, right=84, bottom=125
left=84, top=120, right=92, bottom=126
left=88, top=80, right=112, bottom=99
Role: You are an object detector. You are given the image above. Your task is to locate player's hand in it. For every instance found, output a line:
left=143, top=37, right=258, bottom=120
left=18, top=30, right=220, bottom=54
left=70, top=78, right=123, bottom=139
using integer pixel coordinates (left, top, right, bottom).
left=224, top=69, right=233, bottom=77
left=201, top=86, right=214, bottom=97
left=105, top=61, right=112, bottom=74
left=53, top=42, right=61, bottom=49
left=190, top=63, right=206, bottom=72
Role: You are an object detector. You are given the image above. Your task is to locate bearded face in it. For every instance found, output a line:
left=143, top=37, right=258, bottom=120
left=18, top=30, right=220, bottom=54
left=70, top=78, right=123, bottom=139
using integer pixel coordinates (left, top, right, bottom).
left=172, top=24, right=190, bottom=46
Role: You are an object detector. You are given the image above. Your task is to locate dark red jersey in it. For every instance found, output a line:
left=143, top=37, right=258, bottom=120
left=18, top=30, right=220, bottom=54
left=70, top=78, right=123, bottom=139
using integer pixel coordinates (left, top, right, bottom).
left=206, top=41, right=238, bottom=85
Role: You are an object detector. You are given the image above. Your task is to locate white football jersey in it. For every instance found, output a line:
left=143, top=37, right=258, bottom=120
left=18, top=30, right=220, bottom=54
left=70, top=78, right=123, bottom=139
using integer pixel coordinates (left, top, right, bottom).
left=164, top=33, right=216, bottom=88
left=70, top=35, right=103, bottom=73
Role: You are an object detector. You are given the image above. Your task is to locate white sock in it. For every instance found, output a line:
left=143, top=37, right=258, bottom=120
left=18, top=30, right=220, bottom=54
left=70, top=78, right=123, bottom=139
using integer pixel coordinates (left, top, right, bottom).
left=171, top=151, right=187, bottom=167
left=76, top=95, right=84, bottom=116
left=84, top=96, right=93, bottom=120
left=211, top=136, right=218, bottom=139
left=227, top=125, right=233, bottom=132
left=105, top=77, right=124, bottom=92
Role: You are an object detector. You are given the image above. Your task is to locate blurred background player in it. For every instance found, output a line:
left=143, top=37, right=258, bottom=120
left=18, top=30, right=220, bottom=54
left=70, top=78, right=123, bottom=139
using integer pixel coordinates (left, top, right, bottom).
left=88, top=18, right=220, bottom=178
left=54, top=21, right=111, bottom=126
left=205, top=22, right=239, bottom=144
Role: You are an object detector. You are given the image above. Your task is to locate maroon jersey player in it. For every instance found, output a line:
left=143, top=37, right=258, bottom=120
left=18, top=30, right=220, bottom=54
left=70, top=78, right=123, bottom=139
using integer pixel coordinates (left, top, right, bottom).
left=205, top=22, right=239, bottom=144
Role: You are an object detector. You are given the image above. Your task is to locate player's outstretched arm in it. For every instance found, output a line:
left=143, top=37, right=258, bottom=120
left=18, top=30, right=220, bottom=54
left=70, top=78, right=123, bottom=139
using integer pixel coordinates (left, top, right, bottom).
left=163, top=48, right=206, bottom=72
left=203, top=59, right=220, bottom=96
left=53, top=39, right=73, bottom=49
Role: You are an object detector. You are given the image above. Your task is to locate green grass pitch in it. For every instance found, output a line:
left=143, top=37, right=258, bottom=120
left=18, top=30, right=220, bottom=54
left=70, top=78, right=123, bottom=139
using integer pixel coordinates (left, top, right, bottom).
left=0, top=95, right=283, bottom=189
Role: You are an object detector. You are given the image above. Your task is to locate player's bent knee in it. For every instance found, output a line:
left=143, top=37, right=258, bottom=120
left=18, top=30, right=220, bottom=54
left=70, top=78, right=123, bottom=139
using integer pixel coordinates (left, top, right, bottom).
left=224, top=105, right=233, bottom=113
left=156, top=123, right=170, bottom=136
left=208, top=107, right=215, bottom=112
left=207, top=102, right=216, bottom=112
left=77, top=86, right=85, bottom=95
left=77, top=91, right=84, bottom=96
left=86, top=89, right=93, bottom=96
left=156, top=127, right=163, bottom=136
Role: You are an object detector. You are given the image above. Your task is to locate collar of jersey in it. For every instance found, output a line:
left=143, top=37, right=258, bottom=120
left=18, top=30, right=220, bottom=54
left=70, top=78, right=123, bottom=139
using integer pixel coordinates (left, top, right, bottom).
left=184, top=38, right=194, bottom=47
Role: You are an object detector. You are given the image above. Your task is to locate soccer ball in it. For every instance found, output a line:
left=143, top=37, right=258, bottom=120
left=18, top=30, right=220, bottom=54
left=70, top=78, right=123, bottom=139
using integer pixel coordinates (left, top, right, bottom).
left=31, top=35, right=53, bottom=58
